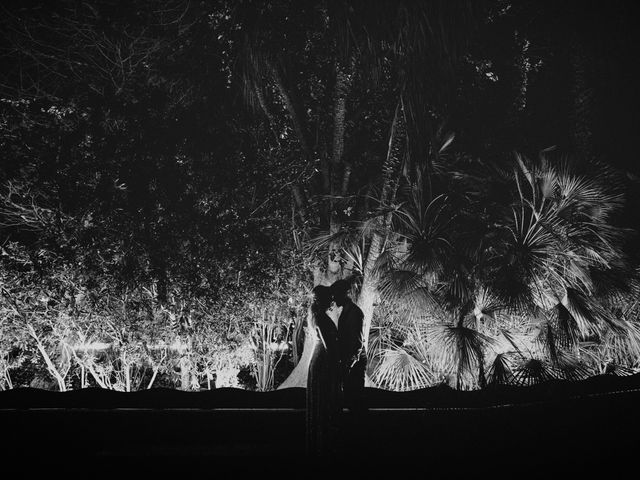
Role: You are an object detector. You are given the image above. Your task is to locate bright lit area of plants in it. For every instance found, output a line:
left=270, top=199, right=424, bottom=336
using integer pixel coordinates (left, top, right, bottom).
left=1, top=1, right=639, bottom=400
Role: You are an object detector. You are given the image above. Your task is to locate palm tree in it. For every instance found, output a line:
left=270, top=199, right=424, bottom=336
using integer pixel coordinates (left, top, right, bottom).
left=475, top=152, right=637, bottom=386
left=364, top=149, right=639, bottom=390
left=234, top=0, right=493, bottom=388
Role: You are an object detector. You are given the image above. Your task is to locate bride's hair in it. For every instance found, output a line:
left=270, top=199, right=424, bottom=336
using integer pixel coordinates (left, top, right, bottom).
left=311, top=285, right=332, bottom=316
left=330, top=279, right=351, bottom=306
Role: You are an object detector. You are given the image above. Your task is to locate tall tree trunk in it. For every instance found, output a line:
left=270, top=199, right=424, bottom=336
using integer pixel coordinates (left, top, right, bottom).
left=282, top=100, right=407, bottom=390
left=280, top=64, right=353, bottom=388
left=3, top=367, right=13, bottom=390
left=269, top=61, right=310, bottom=223
left=269, top=61, right=312, bottom=160
left=147, top=367, right=159, bottom=389
left=27, top=325, right=67, bottom=391
left=179, top=356, right=191, bottom=391
left=124, top=361, right=131, bottom=392
left=292, top=307, right=305, bottom=366
left=255, top=84, right=281, bottom=145
left=326, top=61, right=352, bottom=285
left=357, top=100, right=406, bottom=351
left=291, top=185, right=307, bottom=222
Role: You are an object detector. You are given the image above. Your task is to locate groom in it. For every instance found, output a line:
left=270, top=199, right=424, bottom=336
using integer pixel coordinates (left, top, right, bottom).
left=330, top=279, right=367, bottom=414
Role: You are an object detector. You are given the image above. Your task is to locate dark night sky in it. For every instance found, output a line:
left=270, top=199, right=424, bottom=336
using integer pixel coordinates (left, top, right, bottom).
left=2, top=0, right=640, bottom=171
left=536, top=0, right=640, bottom=175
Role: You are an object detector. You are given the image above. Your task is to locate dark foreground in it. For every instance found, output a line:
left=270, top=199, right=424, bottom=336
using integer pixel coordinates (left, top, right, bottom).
left=1, top=373, right=639, bottom=462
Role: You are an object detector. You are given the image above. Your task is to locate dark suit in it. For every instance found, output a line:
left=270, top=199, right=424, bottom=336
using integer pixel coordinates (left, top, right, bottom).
left=337, top=298, right=366, bottom=412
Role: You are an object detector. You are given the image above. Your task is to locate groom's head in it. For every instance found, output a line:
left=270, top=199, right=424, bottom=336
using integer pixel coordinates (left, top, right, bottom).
left=331, top=279, right=351, bottom=307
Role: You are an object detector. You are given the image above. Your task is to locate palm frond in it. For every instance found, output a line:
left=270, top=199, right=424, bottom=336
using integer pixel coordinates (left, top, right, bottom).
left=487, top=352, right=517, bottom=386
left=562, top=288, right=622, bottom=335
left=554, top=350, right=593, bottom=381
left=499, top=328, right=530, bottom=360
left=342, top=241, right=365, bottom=276
left=606, top=365, right=638, bottom=376
left=489, top=265, right=536, bottom=316
left=538, top=166, right=557, bottom=200
left=372, top=348, right=433, bottom=391
left=367, top=303, right=414, bottom=360
left=510, top=358, right=560, bottom=386
left=552, top=303, right=581, bottom=349
left=377, top=270, right=440, bottom=320
left=601, top=320, right=640, bottom=366
left=304, top=228, right=357, bottom=258
left=472, top=286, right=505, bottom=323
left=427, top=323, right=495, bottom=389
left=394, top=193, right=452, bottom=276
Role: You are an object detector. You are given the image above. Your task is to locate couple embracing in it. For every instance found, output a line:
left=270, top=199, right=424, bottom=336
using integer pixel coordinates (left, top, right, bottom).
left=306, top=279, right=367, bottom=455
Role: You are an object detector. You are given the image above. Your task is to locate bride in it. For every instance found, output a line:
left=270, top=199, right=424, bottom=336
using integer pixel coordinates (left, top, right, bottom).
left=305, top=285, right=343, bottom=455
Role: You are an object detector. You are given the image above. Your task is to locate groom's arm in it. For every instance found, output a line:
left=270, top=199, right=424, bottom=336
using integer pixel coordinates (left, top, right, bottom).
left=347, top=308, right=365, bottom=368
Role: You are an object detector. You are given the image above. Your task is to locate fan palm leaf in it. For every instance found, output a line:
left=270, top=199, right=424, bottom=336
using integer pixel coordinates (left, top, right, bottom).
left=551, top=303, right=582, bottom=349
left=554, top=350, right=593, bottom=381
left=426, top=323, right=495, bottom=389
left=600, top=320, right=640, bottom=367
left=510, top=358, right=560, bottom=386
left=487, top=352, right=517, bottom=386
left=472, top=286, right=506, bottom=326
left=367, top=302, right=415, bottom=361
left=499, top=328, right=532, bottom=360
left=562, top=288, right=623, bottom=334
left=538, top=166, right=557, bottom=200
left=393, top=193, right=452, bottom=275
left=342, top=240, right=366, bottom=277
left=372, top=347, right=434, bottom=391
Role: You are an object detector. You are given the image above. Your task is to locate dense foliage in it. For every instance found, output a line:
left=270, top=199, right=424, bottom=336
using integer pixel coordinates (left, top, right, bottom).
left=1, top=0, right=639, bottom=391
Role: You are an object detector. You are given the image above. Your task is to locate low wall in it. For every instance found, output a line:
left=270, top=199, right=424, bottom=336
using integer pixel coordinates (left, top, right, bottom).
left=1, top=373, right=639, bottom=459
